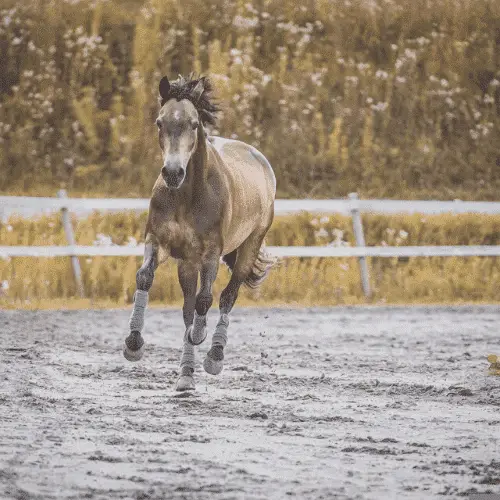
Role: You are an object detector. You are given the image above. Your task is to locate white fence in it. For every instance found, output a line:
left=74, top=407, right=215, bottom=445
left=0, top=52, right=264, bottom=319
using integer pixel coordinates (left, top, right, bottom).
left=2, top=191, right=500, bottom=299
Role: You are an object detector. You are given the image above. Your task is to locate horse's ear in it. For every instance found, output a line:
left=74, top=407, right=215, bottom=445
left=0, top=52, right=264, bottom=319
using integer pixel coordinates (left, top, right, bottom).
left=159, top=76, right=170, bottom=100
left=191, top=78, right=205, bottom=103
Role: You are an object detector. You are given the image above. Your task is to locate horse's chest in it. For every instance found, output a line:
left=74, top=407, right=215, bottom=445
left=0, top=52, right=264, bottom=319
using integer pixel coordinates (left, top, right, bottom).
left=158, top=221, right=199, bottom=260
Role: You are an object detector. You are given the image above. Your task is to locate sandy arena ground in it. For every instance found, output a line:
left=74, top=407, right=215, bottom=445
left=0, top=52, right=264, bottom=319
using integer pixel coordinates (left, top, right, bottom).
left=0, top=306, right=499, bottom=500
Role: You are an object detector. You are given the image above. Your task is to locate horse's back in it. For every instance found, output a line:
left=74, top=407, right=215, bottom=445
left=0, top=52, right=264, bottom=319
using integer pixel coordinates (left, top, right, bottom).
left=208, top=136, right=276, bottom=197
left=208, top=136, right=276, bottom=254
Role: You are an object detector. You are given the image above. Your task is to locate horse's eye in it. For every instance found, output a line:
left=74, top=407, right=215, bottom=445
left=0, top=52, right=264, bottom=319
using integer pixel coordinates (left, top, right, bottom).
left=192, top=122, right=199, bottom=130
left=156, top=119, right=162, bottom=129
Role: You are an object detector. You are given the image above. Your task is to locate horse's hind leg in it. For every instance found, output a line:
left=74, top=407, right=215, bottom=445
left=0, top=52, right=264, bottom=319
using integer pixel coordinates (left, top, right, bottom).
left=175, top=262, right=198, bottom=391
left=123, top=235, right=159, bottom=361
left=203, top=232, right=265, bottom=375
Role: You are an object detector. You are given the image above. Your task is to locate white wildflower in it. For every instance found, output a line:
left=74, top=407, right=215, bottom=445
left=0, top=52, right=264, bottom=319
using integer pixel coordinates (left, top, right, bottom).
left=332, top=228, right=343, bottom=239
left=262, top=74, right=272, bottom=86
left=315, top=228, right=329, bottom=239
left=311, top=72, right=323, bottom=86
left=233, top=15, right=259, bottom=29
left=404, top=48, right=417, bottom=60
left=93, top=233, right=114, bottom=246
left=371, top=101, right=388, bottom=112
left=470, top=129, right=479, bottom=140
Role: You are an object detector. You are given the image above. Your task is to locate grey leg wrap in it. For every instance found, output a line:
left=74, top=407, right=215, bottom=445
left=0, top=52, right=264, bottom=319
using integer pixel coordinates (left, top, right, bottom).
left=176, top=329, right=196, bottom=391
left=187, top=311, right=207, bottom=345
left=180, top=328, right=196, bottom=374
left=124, top=290, right=149, bottom=362
left=129, top=290, right=149, bottom=333
left=212, top=314, right=229, bottom=347
left=203, top=314, right=229, bottom=376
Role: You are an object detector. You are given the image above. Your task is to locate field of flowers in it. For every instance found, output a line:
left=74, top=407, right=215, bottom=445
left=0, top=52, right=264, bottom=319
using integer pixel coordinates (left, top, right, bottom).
left=2, top=211, right=500, bottom=307
left=1, top=0, right=500, bottom=199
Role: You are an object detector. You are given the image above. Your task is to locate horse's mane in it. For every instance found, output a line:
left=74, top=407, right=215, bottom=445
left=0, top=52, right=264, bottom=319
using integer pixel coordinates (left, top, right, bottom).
left=159, top=74, right=219, bottom=126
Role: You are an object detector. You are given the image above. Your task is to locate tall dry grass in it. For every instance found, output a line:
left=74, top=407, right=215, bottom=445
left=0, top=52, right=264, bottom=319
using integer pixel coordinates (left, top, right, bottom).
left=1, top=0, right=500, bottom=199
left=2, top=211, right=500, bottom=308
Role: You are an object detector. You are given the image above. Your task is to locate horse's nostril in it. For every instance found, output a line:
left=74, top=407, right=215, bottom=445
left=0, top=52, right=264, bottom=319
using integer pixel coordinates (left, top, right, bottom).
left=161, top=164, right=185, bottom=188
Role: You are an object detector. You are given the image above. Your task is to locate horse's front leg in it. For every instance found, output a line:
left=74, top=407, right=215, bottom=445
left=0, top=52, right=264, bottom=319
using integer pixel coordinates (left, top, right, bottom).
left=175, top=261, right=198, bottom=392
left=123, top=235, right=159, bottom=361
left=187, top=252, right=220, bottom=346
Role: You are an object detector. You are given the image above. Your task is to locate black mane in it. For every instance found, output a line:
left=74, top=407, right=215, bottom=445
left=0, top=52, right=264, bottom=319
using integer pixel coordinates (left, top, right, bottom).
left=159, top=74, right=219, bottom=125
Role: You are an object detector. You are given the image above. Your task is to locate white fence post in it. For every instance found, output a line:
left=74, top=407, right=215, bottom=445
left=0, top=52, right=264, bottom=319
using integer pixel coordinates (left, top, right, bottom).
left=348, top=192, right=372, bottom=299
left=57, top=190, right=84, bottom=298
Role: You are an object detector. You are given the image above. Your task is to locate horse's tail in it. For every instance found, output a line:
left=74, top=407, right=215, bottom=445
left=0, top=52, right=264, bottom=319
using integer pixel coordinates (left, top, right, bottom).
left=244, top=243, right=279, bottom=289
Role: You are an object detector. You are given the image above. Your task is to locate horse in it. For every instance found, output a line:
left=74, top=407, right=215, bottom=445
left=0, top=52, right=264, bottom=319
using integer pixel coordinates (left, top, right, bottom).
left=123, top=74, right=277, bottom=391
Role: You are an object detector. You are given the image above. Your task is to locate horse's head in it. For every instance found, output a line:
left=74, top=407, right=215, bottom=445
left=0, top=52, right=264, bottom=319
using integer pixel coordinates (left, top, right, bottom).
left=156, top=75, right=217, bottom=189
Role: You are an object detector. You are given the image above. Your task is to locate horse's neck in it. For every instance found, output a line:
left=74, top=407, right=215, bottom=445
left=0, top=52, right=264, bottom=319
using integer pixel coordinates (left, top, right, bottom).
left=184, top=128, right=208, bottom=204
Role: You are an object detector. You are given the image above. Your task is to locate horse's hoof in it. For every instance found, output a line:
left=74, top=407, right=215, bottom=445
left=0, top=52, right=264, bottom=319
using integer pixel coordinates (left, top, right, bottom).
left=203, top=346, right=224, bottom=375
left=123, top=331, right=144, bottom=361
left=175, top=375, right=195, bottom=391
left=203, top=356, right=223, bottom=375
left=187, top=323, right=207, bottom=346
left=123, top=343, right=144, bottom=361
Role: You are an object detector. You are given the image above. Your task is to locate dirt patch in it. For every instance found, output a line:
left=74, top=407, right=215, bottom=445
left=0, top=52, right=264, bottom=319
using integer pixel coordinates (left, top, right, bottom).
left=0, top=306, right=499, bottom=499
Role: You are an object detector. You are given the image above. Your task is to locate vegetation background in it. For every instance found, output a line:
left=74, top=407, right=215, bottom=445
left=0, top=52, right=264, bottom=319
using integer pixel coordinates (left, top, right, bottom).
left=1, top=0, right=500, bottom=199
left=1, top=0, right=500, bottom=306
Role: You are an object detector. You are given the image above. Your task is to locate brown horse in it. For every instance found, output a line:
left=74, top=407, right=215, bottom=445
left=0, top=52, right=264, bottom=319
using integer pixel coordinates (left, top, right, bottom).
left=123, top=75, right=277, bottom=391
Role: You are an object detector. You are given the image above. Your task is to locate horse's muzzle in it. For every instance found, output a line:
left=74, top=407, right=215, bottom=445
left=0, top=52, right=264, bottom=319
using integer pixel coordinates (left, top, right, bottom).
left=161, top=165, right=185, bottom=189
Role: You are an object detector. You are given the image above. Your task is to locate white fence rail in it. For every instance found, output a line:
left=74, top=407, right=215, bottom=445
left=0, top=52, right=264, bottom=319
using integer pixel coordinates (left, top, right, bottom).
left=2, top=191, right=500, bottom=299
left=3, top=195, right=500, bottom=216
left=3, top=244, right=500, bottom=258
